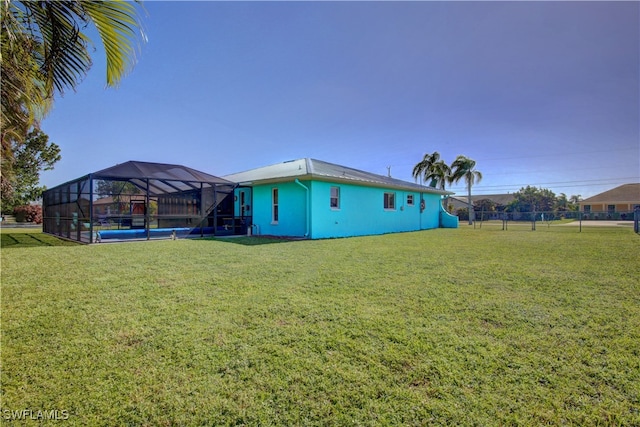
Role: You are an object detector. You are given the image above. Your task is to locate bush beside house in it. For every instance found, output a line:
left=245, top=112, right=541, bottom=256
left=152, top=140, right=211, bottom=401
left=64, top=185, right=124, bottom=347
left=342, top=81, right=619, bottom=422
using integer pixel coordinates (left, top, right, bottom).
left=13, top=205, right=43, bottom=224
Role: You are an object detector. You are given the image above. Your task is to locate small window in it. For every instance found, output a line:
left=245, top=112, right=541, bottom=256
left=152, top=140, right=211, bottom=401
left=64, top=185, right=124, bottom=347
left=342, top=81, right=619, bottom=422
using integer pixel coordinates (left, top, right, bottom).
left=384, top=192, right=396, bottom=210
left=607, top=205, right=615, bottom=214
left=583, top=205, right=591, bottom=213
left=272, top=188, right=279, bottom=223
left=407, top=194, right=414, bottom=206
left=330, top=186, right=340, bottom=209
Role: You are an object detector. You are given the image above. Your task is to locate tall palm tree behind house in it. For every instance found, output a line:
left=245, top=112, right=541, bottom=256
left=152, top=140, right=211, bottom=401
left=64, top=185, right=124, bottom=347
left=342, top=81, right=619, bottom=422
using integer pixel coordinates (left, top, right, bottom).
left=450, top=155, right=483, bottom=225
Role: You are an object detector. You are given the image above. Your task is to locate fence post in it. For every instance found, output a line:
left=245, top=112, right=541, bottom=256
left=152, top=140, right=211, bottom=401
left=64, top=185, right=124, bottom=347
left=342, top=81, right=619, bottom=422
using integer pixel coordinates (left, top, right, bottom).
left=634, top=206, right=640, bottom=234
left=579, top=211, right=582, bottom=233
left=532, top=210, right=536, bottom=231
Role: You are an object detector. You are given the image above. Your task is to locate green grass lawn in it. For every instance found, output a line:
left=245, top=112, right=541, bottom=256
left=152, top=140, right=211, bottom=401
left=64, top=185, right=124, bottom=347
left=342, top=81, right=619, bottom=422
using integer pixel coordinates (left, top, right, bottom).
left=1, top=227, right=639, bottom=425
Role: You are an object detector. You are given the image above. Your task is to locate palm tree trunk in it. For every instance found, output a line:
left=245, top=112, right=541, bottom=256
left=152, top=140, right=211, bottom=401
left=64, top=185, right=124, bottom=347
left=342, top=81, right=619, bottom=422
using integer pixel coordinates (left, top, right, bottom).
left=467, top=183, right=473, bottom=225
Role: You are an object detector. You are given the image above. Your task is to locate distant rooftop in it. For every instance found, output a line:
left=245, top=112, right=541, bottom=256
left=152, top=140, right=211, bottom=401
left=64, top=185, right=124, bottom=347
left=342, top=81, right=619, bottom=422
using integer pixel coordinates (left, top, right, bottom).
left=580, top=183, right=640, bottom=203
left=224, top=158, right=452, bottom=194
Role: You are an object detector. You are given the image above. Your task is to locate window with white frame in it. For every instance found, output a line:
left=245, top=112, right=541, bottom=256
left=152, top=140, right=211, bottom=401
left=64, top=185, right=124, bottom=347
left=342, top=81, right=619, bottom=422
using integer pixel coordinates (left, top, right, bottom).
left=407, top=194, right=414, bottom=206
left=272, top=188, right=279, bottom=223
left=330, top=186, right=340, bottom=209
left=384, top=192, right=396, bottom=210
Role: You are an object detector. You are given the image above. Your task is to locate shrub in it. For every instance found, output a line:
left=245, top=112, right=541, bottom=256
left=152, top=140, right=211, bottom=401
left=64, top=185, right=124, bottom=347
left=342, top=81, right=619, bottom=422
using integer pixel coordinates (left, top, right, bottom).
left=13, top=205, right=43, bottom=224
left=455, top=207, right=469, bottom=220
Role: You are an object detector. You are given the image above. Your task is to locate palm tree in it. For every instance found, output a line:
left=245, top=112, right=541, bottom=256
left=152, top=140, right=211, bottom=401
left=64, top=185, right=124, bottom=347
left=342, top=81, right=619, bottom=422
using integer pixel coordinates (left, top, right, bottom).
left=567, top=194, right=582, bottom=213
left=1, top=0, right=146, bottom=201
left=412, top=151, right=439, bottom=185
left=556, top=193, right=568, bottom=212
left=0, top=24, right=49, bottom=202
left=430, top=160, right=452, bottom=191
left=412, top=151, right=451, bottom=190
left=450, top=155, right=482, bottom=225
left=4, top=1, right=146, bottom=94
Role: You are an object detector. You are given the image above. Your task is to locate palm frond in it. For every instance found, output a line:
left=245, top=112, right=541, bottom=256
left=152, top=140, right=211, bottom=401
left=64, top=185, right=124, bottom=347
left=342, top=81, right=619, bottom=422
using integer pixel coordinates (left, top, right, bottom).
left=81, top=0, right=146, bottom=87
left=22, top=1, right=93, bottom=94
left=15, top=0, right=145, bottom=93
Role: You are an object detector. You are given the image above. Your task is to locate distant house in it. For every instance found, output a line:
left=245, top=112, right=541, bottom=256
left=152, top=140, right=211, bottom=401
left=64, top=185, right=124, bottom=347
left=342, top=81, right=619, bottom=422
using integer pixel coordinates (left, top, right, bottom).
left=224, top=158, right=458, bottom=239
left=579, top=183, right=640, bottom=220
left=92, top=195, right=141, bottom=216
left=447, top=194, right=515, bottom=218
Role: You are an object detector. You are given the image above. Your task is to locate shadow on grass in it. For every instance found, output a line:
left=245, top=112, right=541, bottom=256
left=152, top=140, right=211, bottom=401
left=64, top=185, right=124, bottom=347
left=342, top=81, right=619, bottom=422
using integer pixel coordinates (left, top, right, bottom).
left=202, top=236, right=300, bottom=246
left=0, top=232, right=79, bottom=248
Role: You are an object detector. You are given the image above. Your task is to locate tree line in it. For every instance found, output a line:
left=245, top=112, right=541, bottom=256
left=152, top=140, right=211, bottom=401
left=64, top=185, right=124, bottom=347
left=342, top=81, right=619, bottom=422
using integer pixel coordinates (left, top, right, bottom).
left=411, top=151, right=584, bottom=223
left=456, top=186, right=583, bottom=221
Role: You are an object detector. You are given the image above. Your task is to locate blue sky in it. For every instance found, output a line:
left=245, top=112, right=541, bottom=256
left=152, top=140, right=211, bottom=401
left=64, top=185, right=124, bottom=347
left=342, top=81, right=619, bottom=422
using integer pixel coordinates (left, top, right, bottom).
left=40, top=1, right=639, bottom=199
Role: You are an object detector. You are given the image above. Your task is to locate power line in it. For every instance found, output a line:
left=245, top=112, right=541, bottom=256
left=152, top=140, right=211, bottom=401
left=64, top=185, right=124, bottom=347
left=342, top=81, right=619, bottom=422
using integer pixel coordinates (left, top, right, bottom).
left=470, top=177, right=639, bottom=188
left=467, top=147, right=639, bottom=163
left=395, top=146, right=638, bottom=168
left=448, top=177, right=639, bottom=195
left=479, top=164, right=636, bottom=177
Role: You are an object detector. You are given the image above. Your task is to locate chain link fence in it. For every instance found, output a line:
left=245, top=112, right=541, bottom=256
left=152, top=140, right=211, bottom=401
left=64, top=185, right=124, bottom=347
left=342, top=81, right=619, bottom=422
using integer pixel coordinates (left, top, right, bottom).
left=461, top=209, right=640, bottom=233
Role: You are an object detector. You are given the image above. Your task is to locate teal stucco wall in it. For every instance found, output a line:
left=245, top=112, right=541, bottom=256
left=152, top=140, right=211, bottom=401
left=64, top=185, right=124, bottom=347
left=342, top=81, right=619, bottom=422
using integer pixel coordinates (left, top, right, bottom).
left=249, top=179, right=457, bottom=239
left=251, top=181, right=308, bottom=237
left=440, top=207, right=459, bottom=228
left=308, top=181, right=448, bottom=239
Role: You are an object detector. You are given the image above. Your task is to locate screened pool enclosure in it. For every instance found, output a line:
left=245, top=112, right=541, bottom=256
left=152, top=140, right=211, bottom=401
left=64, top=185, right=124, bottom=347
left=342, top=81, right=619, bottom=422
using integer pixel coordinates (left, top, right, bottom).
left=43, top=161, right=246, bottom=243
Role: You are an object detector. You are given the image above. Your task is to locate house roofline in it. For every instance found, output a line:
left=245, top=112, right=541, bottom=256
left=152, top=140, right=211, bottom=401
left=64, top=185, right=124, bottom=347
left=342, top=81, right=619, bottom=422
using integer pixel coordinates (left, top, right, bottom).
left=236, top=174, right=452, bottom=195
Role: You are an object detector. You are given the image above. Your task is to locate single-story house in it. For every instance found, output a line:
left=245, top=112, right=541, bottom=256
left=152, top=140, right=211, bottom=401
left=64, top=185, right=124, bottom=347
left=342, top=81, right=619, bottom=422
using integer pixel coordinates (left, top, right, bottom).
left=224, top=158, right=457, bottom=239
left=43, top=158, right=458, bottom=243
left=579, top=183, right=640, bottom=220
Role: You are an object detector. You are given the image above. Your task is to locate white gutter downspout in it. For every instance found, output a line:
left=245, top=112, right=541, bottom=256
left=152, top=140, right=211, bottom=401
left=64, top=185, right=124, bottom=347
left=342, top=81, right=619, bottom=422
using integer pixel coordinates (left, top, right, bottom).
left=295, top=179, right=310, bottom=238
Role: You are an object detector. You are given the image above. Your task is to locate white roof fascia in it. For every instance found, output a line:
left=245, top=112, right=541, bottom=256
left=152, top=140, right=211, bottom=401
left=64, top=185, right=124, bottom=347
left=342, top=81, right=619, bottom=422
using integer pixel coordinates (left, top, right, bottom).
left=223, top=158, right=453, bottom=195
